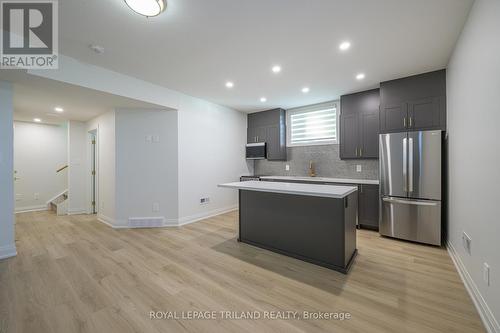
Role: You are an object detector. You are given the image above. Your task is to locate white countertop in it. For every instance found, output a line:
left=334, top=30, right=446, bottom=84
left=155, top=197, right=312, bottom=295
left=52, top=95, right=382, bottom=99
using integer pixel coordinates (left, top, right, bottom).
left=218, top=181, right=357, bottom=199
left=259, top=176, right=379, bottom=185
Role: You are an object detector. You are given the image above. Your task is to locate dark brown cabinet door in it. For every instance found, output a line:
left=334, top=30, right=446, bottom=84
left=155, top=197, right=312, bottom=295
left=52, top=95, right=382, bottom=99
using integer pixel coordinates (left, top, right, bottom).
left=380, top=103, right=408, bottom=133
left=380, top=69, right=446, bottom=133
left=408, top=97, right=443, bottom=130
left=340, top=89, right=380, bottom=159
left=359, top=184, right=379, bottom=230
left=359, top=112, right=379, bottom=158
left=266, top=125, right=286, bottom=160
left=340, top=113, right=359, bottom=159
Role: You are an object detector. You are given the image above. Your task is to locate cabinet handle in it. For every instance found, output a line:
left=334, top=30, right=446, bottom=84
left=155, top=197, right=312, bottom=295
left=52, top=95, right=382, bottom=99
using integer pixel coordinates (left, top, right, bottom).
left=409, top=117, right=412, bottom=128
left=359, top=148, right=363, bottom=157
left=360, top=184, right=363, bottom=193
left=355, top=148, right=358, bottom=157
left=403, top=117, right=407, bottom=128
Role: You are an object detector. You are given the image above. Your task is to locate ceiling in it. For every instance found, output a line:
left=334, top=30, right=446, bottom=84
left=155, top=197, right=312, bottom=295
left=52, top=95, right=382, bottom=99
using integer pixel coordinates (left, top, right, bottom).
left=33, top=0, right=476, bottom=112
left=0, top=71, right=165, bottom=125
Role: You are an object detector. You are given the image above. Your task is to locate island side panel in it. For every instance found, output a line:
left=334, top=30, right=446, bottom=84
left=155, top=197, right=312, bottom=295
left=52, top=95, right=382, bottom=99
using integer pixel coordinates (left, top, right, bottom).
left=344, top=192, right=358, bottom=268
left=239, top=189, right=350, bottom=271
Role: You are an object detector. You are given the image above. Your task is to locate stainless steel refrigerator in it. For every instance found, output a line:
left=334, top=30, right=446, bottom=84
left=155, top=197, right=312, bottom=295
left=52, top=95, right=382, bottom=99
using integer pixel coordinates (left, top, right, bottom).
left=379, top=130, right=442, bottom=246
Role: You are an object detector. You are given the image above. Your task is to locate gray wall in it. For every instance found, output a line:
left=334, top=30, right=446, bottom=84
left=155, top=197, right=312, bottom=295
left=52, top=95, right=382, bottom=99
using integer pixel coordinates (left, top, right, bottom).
left=254, top=144, right=378, bottom=180
left=446, top=0, right=500, bottom=329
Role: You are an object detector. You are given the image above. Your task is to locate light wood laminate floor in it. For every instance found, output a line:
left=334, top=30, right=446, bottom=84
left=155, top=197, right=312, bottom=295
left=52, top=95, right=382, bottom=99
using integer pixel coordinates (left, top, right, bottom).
left=0, top=210, right=484, bottom=333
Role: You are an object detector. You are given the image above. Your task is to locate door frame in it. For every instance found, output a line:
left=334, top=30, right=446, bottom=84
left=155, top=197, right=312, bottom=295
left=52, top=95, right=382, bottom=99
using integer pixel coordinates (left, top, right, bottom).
left=87, top=129, right=98, bottom=214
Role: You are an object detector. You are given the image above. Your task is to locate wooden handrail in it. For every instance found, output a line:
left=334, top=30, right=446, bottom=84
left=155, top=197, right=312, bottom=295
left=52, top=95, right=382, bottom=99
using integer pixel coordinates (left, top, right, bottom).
left=56, top=165, right=68, bottom=173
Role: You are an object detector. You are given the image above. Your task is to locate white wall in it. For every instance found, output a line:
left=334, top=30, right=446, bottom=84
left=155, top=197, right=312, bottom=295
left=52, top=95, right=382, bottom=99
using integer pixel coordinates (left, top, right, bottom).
left=68, top=120, right=88, bottom=214
left=447, top=0, right=500, bottom=331
left=0, top=82, right=16, bottom=259
left=30, top=55, right=253, bottom=225
left=177, top=95, right=252, bottom=224
left=115, top=109, right=178, bottom=226
left=87, top=111, right=116, bottom=224
left=13, top=121, right=68, bottom=212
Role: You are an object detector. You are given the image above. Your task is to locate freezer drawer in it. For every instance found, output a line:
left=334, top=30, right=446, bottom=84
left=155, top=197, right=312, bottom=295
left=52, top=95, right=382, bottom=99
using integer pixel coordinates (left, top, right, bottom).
left=380, top=197, right=441, bottom=246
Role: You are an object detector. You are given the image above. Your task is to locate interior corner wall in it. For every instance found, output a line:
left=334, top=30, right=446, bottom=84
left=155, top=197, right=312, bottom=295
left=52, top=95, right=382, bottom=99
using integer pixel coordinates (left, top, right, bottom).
left=114, top=108, right=179, bottom=226
left=446, top=0, right=500, bottom=330
left=177, top=95, right=252, bottom=224
left=0, top=81, right=16, bottom=259
left=86, top=111, right=116, bottom=225
left=68, top=120, right=88, bottom=214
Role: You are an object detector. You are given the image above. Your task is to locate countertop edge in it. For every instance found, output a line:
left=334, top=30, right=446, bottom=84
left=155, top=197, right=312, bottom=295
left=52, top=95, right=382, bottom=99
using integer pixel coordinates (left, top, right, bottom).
left=259, top=176, right=380, bottom=185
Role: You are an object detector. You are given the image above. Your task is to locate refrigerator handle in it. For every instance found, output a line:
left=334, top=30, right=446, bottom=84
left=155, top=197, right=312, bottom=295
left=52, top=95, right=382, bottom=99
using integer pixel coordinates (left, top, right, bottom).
left=408, top=137, right=414, bottom=193
left=403, top=137, right=407, bottom=193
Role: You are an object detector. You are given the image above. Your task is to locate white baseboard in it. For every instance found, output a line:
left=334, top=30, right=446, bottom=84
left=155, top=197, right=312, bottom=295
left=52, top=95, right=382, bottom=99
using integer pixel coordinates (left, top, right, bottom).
left=67, top=209, right=87, bottom=216
left=0, top=244, right=17, bottom=260
left=15, top=204, right=48, bottom=214
left=447, top=241, right=499, bottom=333
left=97, top=214, right=115, bottom=228
left=177, top=205, right=238, bottom=226
left=96, top=206, right=237, bottom=229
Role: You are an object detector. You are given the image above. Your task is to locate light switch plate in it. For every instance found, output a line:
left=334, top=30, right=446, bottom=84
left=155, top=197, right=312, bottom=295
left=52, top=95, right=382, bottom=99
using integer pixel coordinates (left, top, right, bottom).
left=145, top=135, right=152, bottom=143
left=285, top=164, right=290, bottom=171
left=153, top=135, right=160, bottom=143
left=356, top=165, right=362, bottom=172
left=34, top=193, right=39, bottom=200
left=152, top=202, right=160, bottom=212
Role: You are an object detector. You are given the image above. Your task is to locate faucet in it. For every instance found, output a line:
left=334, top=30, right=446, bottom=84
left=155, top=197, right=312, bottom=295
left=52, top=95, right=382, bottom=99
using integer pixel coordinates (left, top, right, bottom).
left=308, top=160, right=316, bottom=177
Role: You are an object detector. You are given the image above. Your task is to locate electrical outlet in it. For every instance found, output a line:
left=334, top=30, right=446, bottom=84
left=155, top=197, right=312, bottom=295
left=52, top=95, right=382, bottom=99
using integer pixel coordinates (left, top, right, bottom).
left=152, top=135, right=160, bottom=143
left=483, top=263, right=490, bottom=286
left=15, top=194, right=22, bottom=201
left=152, top=202, right=160, bottom=212
left=200, top=197, right=210, bottom=205
left=285, top=164, right=290, bottom=171
left=34, top=193, right=39, bottom=200
left=356, top=165, right=362, bottom=172
left=462, top=232, right=472, bottom=255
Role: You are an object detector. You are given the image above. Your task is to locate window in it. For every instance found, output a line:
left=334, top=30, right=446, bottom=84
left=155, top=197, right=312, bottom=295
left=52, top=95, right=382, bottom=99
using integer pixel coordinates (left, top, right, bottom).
left=287, top=101, right=338, bottom=146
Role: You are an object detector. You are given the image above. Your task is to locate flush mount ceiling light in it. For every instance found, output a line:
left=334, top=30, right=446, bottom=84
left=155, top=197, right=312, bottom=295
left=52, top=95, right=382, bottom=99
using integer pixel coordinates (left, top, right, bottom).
left=356, top=73, right=366, bottom=80
left=339, top=41, right=351, bottom=51
left=271, top=65, right=282, bottom=73
left=124, top=0, right=166, bottom=17
left=54, top=107, right=64, bottom=112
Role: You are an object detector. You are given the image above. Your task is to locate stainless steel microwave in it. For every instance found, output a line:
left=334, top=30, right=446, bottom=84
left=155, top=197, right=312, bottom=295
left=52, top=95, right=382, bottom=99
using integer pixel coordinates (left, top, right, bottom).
left=246, top=142, right=266, bottom=159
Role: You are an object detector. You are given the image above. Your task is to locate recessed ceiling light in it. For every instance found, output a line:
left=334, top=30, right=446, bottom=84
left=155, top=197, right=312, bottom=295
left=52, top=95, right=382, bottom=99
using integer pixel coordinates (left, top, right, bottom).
left=54, top=107, right=64, bottom=112
left=339, top=41, right=351, bottom=51
left=271, top=65, right=281, bottom=73
left=124, top=0, right=166, bottom=17
left=33, top=118, right=41, bottom=122
left=356, top=73, right=365, bottom=80
left=260, top=97, right=267, bottom=103
left=301, top=87, right=310, bottom=93
left=225, top=81, right=234, bottom=88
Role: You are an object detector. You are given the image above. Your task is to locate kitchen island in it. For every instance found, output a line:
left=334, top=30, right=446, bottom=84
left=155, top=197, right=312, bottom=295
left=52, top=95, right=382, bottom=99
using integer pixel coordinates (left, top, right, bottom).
left=218, top=181, right=358, bottom=273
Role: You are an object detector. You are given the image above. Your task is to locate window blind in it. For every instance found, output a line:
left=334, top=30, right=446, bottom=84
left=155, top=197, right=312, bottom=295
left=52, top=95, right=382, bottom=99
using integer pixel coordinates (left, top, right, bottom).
left=289, top=104, right=337, bottom=145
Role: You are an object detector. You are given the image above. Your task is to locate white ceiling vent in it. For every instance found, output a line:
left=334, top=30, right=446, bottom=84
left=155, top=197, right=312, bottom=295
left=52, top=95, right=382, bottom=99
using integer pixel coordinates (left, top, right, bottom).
left=128, top=217, right=165, bottom=228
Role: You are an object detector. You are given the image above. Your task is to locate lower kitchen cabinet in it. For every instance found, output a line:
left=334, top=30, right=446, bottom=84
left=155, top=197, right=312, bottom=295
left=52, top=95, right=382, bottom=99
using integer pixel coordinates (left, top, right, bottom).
left=358, top=184, right=379, bottom=230
left=260, top=179, right=380, bottom=230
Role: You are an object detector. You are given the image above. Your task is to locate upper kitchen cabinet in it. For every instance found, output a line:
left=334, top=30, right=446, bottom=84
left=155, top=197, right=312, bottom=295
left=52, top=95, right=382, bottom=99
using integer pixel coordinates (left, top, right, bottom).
left=340, top=89, right=380, bottom=159
left=247, top=108, right=286, bottom=161
left=380, top=69, right=446, bottom=133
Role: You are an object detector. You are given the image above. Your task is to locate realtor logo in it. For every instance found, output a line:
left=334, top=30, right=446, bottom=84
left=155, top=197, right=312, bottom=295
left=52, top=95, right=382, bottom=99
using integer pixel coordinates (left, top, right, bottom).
left=1, top=0, right=58, bottom=69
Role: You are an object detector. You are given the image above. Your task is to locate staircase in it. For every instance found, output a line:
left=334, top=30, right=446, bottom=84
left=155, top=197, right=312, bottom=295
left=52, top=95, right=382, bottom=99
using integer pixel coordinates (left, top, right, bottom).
left=48, top=190, right=68, bottom=216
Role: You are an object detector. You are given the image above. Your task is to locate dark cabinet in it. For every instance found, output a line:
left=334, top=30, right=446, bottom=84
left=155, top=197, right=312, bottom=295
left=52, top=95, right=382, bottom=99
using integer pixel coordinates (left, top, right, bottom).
left=247, top=108, right=286, bottom=161
left=340, top=89, right=380, bottom=159
left=380, top=69, right=446, bottom=133
left=358, top=184, right=379, bottom=230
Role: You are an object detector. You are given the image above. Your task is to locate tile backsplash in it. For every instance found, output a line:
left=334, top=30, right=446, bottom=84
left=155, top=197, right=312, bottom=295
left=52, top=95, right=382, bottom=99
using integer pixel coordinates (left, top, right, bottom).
left=254, top=144, right=379, bottom=180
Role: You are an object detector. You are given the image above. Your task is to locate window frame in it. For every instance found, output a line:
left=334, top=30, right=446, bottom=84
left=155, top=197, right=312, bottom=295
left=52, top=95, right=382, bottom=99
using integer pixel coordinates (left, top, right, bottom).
left=286, top=101, right=339, bottom=147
